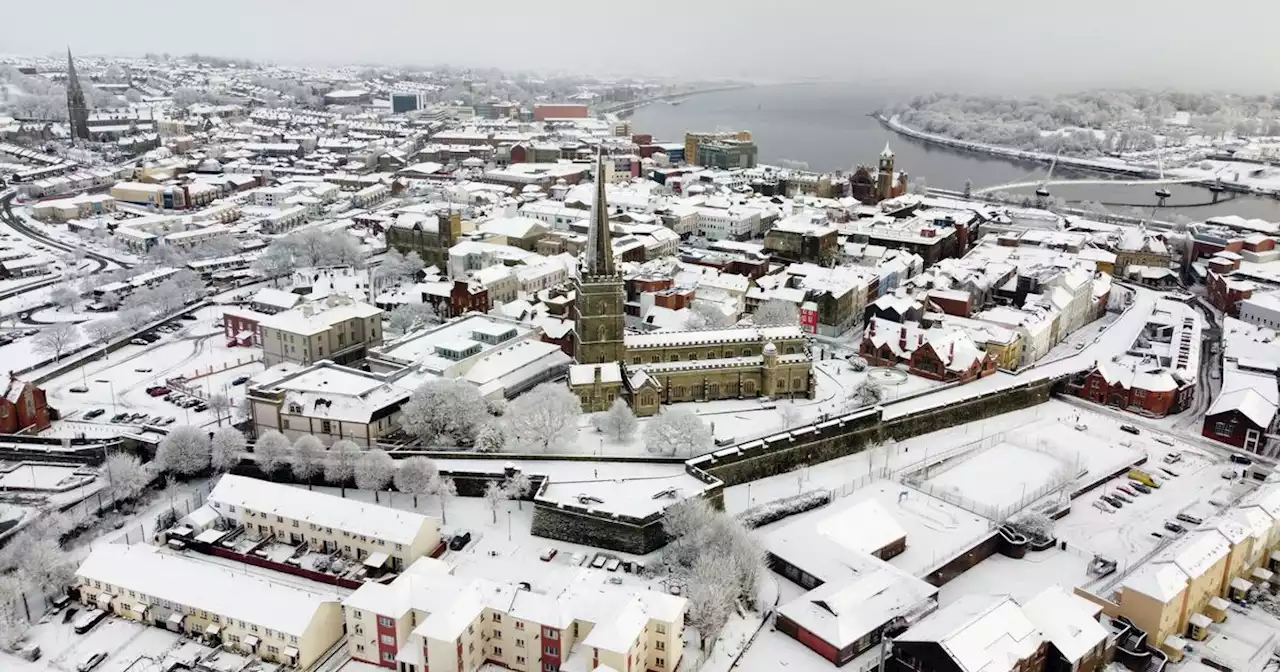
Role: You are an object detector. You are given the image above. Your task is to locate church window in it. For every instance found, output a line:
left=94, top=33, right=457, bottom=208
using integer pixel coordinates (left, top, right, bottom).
left=597, top=326, right=607, bottom=342
left=793, top=377, right=804, bottom=389
left=744, top=381, right=757, bottom=394
left=633, top=357, right=641, bottom=365
left=708, top=383, right=719, bottom=398
left=689, top=353, right=697, bottom=361
left=669, top=354, right=678, bottom=362
left=778, top=378, right=789, bottom=391
left=651, top=356, right=660, bottom=364
left=786, top=346, right=796, bottom=355
left=597, top=299, right=608, bottom=314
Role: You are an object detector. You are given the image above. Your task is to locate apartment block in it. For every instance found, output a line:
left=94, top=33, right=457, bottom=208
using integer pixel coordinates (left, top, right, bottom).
left=207, top=475, right=441, bottom=571
left=75, top=544, right=343, bottom=669
left=342, top=557, right=686, bottom=672
left=259, top=295, right=384, bottom=366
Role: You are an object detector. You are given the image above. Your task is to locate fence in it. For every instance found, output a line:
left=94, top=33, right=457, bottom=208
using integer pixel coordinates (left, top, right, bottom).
left=826, top=467, right=891, bottom=499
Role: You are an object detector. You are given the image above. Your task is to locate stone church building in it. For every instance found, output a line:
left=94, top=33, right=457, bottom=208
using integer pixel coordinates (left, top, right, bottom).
left=568, top=153, right=815, bottom=416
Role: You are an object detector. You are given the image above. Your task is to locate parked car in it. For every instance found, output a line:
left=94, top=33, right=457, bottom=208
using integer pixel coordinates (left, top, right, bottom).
left=69, top=386, right=88, bottom=393
left=135, top=367, right=153, bottom=373
left=21, top=329, right=36, bottom=337
left=129, top=338, right=148, bottom=346
left=1154, top=435, right=1175, bottom=446
left=146, top=387, right=170, bottom=397
left=164, top=393, right=178, bottom=402
left=1222, top=467, right=1238, bottom=480
left=1164, top=521, right=1187, bottom=534
left=83, top=408, right=105, bottom=419
left=77, top=651, right=107, bottom=672
left=62, top=606, right=78, bottom=623
left=1230, top=454, right=1253, bottom=465
left=231, top=375, right=250, bottom=386
left=110, top=413, right=129, bottom=423
left=1130, top=482, right=1152, bottom=494
left=1074, top=423, right=1088, bottom=431
left=539, top=548, right=558, bottom=562
left=162, top=417, right=176, bottom=425
left=1116, top=484, right=1137, bottom=497
left=72, top=608, right=107, bottom=634
left=194, top=403, right=209, bottom=412
left=1159, top=467, right=1179, bottom=478
left=1175, top=513, right=1204, bottom=525
left=1120, top=424, right=1141, bottom=435
left=1163, top=452, right=1183, bottom=464
left=605, top=558, right=622, bottom=572
left=1112, top=492, right=1133, bottom=504
left=1101, top=495, right=1123, bottom=508
left=148, top=416, right=165, bottom=425
left=590, top=554, right=608, bottom=568
left=181, top=314, right=198, bottom=321
left=448, top=531, right=471, bottom=551
left=1092, top=500, right=1113, bottom=513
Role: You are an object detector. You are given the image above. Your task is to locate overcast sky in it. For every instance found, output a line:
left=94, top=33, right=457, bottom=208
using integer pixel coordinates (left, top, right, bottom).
left=8, top=0, right=1280, bottom=92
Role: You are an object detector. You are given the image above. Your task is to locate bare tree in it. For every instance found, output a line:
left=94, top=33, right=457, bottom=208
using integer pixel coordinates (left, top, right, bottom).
left=254, top=430, right=291, bottom=479
left=326, top=439, right=361, bottom=496
left=777, top=403, right=801, bottom=429
left=83, top=318, right=120, bottom=348
left=429, top=475, right=457, bottom=524
left=401, top=379, right=488, bottom=444
left=209, top=427, right=245, bottom=473
left=753, top=299, right=799, bottom=327
left=292, top=435, right=324, bottom=489
left=592, top=398, right=637, bottom=442
left=503, top=470, right=533, bottom=511
left=393, top=456, right=437, bottom=507
left=355, top=449, right=395, bottom=502
left=208, top=393, right=232, bottom=427
left=483, top=480, right=506, bottom=524
left=644, top=407, right=713, bottom=457
left=33, top=323, right=79, bottom=361
left=849, top=378, right=884, bottom=407
left=102, top=452, right=152, bottom=504
left=506, top=383, right=582, bottom=453
left=156, top=425, right=212, bottom=476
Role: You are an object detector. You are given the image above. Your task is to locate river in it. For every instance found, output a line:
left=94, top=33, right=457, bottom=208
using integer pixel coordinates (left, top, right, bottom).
left=629, top=83, right=1280, bottom=221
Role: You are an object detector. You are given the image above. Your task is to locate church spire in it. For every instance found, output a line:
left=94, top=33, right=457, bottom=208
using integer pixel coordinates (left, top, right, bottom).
left=584, top=149, right=615, bottom=277
left=65, top=47, right=90, bottom=142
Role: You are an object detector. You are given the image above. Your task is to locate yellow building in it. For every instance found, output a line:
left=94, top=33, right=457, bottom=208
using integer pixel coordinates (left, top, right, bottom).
left=343, top=557, right=686, bottom=672
left=75, top=544, right=344, bottom=669
left=207, top=475, right=441, bottom=571
left=684, top=130, right=752, bottom=167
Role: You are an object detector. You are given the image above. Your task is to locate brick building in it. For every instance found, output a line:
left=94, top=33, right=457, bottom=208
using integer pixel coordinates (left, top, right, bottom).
left=0, top=378, right=50, bottom=434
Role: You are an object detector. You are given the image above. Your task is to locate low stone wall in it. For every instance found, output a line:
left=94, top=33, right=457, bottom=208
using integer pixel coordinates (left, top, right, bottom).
left=530, top=503, right=669, bottom=555
left=693, top=378, right=1057, bottom=487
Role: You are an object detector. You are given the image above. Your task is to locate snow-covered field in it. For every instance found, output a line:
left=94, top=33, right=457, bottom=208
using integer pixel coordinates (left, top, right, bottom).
left=921, top=442, right=1069, bottom=516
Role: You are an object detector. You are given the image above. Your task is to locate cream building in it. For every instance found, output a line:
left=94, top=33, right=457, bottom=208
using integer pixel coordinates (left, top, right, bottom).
left=342, top=557, right=686, bottom=672
left=259, top=295, right=384, bottom=367
left=207, top=475, right=441, bottom=571
left=247, top=361, right=412, bottom=447
left=75, top=544, right=343, bottom=669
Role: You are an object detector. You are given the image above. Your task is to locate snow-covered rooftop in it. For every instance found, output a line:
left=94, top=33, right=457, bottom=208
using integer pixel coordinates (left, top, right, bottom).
left=209, top=475, right=436, bottom=546
left=76, top=544, right=339, bottom=638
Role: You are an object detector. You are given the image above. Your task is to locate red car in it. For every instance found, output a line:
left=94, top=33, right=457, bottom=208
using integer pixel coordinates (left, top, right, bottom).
left=146, top=386, right=170, bottom=397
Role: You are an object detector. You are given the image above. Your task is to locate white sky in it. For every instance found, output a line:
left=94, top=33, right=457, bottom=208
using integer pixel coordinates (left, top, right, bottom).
left=7, top=0, right=1280, bottom=91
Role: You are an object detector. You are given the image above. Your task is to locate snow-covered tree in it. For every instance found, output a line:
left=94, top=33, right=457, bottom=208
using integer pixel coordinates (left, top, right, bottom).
left=355, top=449, right=395, bottom=502
left=100, top=291, right=122, bottom=310
left=393, top=456, right=437, bottom=507
left=475, top=422, right=507, bottom=453
left=686, top=554, right=734, bottom=650
left=909, top=176, right=929, bottom=195
left=208, top=393, right=231, bottom=427
left=32, top=323, right=79, bottom=361
left=254, top=430, right=291, bottom=478
left=777, top=403, right=801, bottom=429
left=49, top=286, right=78, bottom=311
left=753, top=299, right=799, bottom=327
left=506, top=383, right=582, bottom=453
left=292, top=435, right=324, bottom=488
left=483, top=480, right=506, bottom=524
left=592, top=398, right=638, bottom=442
left=1012, top=510, right=1055, bottom=540
left=504, top=470, right=533, bottom=511
left=0, top=578, right=29, bottom=650
left=430, top=475, right=457, bottom=524
left=380, top=248, right=407, bottom=282
left=209, top=427, right=245, bottom=473
left=401, top=379, right=488, bottom=444
left=101, top=452, right=152, bottom=505
left=402, top=251, right=425, bottom=278
left=118, top=307, right=152, bottom=330
left=156, top=425, right=211, bottom=475
left=14, top=536, right=75, bottom=598
left=644, top=407, right=712, bottom=457
left=252, top=243, right=295, bottom=283
left=963, top=178, right=973, bottom=199
left=325, top=439, right=361, bottom=495
left=685, top=299, right=735, bottom=330
left=849, top=378, right=884, bottom=407
left=387, top=303, right=436, bottom=335
left=170, top=269, right=204, bottom=301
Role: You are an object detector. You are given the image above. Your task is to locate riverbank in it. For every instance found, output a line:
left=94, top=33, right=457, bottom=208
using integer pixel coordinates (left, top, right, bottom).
left=602, top=84, right=751, bottom=117
left=880, top=114, right=1277, bottom=199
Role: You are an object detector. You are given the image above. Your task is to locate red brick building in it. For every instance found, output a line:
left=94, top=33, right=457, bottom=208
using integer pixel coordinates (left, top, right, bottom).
left=1206, top=271, right=1256, bottom=317
left=860, top=319, right=996, bottom=383
left=1073, top=361, right=1191, bottom=417
left=1202, top=388, right=1277, bottom=453
left=0, top=378, right=50, bottom=434
left=533, top=104, right=589, bottom=122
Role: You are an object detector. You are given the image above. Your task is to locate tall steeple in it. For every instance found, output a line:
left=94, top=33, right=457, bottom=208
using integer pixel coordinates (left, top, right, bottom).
left=584, top=150, right=615, bottom=277
left=65, top=48, right=90, bottom=142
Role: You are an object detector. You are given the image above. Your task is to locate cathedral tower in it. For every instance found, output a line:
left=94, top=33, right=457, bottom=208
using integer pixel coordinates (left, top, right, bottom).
left=876, top=143, right=895, bottom=203
left=572, top=151, right=626, bottom=365
left=66, top=48, right=90, bottom=142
